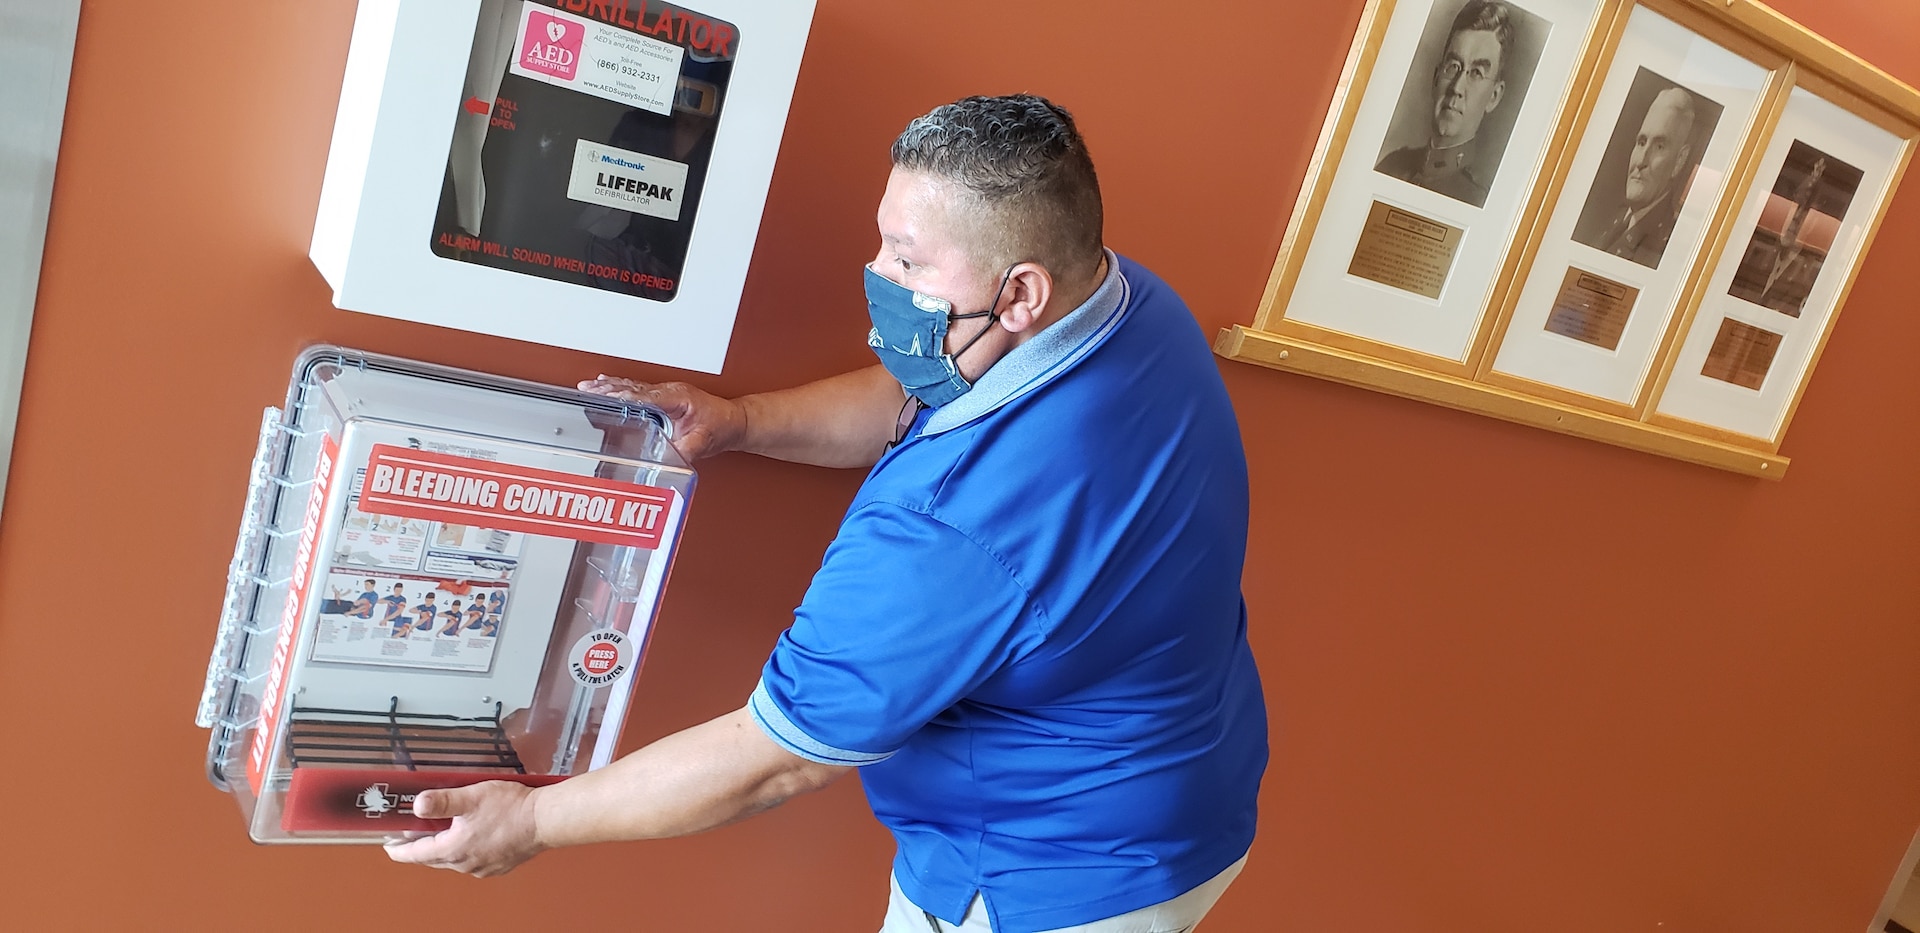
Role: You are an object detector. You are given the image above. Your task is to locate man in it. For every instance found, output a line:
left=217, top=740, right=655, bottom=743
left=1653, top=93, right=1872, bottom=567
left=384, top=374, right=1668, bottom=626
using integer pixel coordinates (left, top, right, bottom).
left=1375, top=0, right=1516, bottom=207
left=386, top=95, right=1267, bottom=933
left=350, top=578, right=379, bottom=620
left=317, top=584, right=357, bottom=617
left=1582, top=87, right=1697, bottom=269
left=1730, top=155, right=1830, bottom=316
left=402, top=590, right=437, bottom=637
left=378, top=582, right=409, bottom=629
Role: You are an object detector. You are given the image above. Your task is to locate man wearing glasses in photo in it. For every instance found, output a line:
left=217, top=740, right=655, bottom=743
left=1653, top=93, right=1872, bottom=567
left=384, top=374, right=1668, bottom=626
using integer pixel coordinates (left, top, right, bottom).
left=1376, top=0, right=1517, bottom=207
left=387, top=94, right=1267, bottom=933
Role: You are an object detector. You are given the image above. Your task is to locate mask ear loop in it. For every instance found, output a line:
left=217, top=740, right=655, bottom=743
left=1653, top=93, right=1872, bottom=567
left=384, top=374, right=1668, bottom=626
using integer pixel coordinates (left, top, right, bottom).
left=945, top=265, right=1019, bottom=364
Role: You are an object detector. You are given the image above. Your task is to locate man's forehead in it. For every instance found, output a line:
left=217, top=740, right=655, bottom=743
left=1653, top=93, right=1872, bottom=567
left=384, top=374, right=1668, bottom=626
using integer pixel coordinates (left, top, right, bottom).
left=1446, top=28, right=1503, bottom=62
left=1642, top=102, right=1690, bottom=134
left=879, top=169, right=979, bottom=260
left=881, top=171, right=956, bottom=223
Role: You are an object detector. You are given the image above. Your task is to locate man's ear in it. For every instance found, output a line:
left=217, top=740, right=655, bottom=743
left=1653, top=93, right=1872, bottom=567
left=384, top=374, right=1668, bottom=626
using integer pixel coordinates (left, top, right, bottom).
left=998, top=263, right=1054, bottom=335
left=1485, top=79, right=1505, bottom=114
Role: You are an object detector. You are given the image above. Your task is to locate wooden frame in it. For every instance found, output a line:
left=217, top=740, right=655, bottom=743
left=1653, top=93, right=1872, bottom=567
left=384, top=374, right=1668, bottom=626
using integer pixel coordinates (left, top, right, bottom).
left=1218, top=0, right=1920, bottom=479
left=1253, top=0, right=1625, bottom=376
left=1475, top=0, right=1790, bottom=416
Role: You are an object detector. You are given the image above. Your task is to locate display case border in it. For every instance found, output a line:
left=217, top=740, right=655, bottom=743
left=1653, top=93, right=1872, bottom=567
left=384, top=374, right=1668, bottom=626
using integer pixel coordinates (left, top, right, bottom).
left=1217, top=324, right=1792, bottom=477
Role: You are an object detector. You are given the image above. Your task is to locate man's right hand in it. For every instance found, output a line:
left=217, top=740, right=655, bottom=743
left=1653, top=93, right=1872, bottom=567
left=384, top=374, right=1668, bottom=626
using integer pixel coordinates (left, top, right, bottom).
left=584, top=366, right=902, bottom=470
left=580, top=376, right=747, bottom=462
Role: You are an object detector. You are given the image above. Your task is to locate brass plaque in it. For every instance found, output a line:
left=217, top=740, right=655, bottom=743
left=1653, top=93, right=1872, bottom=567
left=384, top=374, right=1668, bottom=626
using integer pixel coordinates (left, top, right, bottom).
left=1700, top=318, right=1783, bottom=390
left=1544, top=269, right=1639, bottom=351
left=1346, top=202, right=1463, bottom=299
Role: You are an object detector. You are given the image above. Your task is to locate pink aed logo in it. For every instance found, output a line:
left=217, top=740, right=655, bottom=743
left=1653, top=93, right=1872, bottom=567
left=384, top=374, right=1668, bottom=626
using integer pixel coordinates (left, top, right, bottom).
left=520, top=12, right=582, bottom=80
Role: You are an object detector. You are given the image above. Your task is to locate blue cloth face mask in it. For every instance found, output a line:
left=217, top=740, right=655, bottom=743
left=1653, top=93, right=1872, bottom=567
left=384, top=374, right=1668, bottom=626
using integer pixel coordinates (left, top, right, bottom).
left=863, top=264, right=1013, bottom=408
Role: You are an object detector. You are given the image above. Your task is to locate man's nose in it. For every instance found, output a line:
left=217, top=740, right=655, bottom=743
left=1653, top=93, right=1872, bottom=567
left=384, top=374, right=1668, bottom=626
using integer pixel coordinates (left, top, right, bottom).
left=869, top=256, right=906, bottom=287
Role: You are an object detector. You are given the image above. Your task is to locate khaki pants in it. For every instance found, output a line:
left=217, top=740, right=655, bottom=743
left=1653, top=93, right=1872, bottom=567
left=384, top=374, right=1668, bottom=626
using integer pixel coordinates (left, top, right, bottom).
left=877, top=856, right=1247, bottom=933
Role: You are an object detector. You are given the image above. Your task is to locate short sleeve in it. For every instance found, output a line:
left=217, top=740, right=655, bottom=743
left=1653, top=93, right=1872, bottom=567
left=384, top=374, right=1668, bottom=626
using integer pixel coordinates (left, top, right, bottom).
left=750, top=502, right=1036, bottom=766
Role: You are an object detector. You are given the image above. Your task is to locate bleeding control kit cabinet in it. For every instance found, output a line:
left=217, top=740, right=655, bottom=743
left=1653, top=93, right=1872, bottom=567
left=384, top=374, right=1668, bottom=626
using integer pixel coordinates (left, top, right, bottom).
left=197, top=346, right=695, bottom=843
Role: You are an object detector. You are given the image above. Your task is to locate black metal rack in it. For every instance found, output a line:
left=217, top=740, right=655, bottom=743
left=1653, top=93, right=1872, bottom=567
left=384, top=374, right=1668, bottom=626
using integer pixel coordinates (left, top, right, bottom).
left=286, top=697, right=526, bottom=773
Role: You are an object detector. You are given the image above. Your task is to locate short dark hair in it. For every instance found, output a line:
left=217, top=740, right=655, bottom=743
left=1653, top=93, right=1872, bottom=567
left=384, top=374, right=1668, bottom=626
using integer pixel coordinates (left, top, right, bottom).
left=1450, top=1, right=1516, bottom=79
left=890, top=94, right=1104, bottom=282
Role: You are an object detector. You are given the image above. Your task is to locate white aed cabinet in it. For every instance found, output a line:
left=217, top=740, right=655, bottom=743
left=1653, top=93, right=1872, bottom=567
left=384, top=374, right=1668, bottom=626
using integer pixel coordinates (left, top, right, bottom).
left=310, top=0, right=816, bottom=373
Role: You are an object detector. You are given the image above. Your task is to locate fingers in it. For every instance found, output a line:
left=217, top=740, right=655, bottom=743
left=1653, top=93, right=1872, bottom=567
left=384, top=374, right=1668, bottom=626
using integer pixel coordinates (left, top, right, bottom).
left=410, top=786, right=470, bottom=820
left=383, top=833, right=448, bottom=866
left=578, top=377, right=639, bottom=399
left=578, top=373, right=633, bottom=391
left=579, top=375, right=682, bottom=408
left=580, top=374, right=652, bottom=393
left=384, top=832, right=515, bottom=877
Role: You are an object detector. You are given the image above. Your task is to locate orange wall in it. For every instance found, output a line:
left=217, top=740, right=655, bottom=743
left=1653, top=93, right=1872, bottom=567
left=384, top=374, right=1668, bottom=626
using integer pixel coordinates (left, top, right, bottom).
left=3, top=1, right=1919, bottom=930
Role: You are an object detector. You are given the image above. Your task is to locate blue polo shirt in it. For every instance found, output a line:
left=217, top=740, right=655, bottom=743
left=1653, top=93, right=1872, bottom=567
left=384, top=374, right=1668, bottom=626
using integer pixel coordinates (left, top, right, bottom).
left=750, top=253, right=1266, bottom=932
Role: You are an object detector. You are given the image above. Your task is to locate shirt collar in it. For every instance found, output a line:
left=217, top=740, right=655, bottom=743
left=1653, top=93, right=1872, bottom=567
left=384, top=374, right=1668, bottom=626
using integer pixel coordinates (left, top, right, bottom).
left=920, top=249, right=1129, bottom=437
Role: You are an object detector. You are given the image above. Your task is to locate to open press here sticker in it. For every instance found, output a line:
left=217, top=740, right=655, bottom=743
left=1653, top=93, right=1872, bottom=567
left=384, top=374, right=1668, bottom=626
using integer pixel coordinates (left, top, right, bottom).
left=568, top=629, right=634, bottom=687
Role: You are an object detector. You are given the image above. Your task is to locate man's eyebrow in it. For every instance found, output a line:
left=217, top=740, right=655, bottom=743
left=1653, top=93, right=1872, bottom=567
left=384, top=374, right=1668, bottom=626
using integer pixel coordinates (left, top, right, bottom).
left=883, top=232, right=914, bottom=246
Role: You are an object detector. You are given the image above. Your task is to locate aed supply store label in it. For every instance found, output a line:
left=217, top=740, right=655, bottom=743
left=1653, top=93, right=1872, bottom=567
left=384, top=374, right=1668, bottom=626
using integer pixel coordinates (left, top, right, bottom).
left=510, top=4, right=689, bottom=116
left=568, top=629, right=634, bottom=687
left=430, top=0, right=741, bottom=303
left=355, top=445, right=675, bottom=549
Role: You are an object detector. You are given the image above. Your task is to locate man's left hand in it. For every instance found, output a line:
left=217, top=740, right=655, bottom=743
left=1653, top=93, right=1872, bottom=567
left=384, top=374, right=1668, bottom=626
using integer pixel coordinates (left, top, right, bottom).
left=383, top=780, right=545, bottom=877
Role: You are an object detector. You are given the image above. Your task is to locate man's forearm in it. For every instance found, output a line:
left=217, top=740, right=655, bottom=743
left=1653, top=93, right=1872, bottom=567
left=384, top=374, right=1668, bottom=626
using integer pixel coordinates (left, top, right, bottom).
left=530, top=707, right=847, bottom=848
left=733, top=365, right=904, bottom=468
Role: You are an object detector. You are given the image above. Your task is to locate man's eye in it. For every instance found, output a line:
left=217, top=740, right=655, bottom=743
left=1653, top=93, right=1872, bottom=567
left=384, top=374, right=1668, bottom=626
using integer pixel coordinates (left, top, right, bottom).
left=897, top=258, right=913, bottom=271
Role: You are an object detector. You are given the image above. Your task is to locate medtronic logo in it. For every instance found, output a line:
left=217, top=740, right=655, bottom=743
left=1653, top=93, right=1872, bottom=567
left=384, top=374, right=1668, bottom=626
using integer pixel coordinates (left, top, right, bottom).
left=598, top=154, right=647, bottom=172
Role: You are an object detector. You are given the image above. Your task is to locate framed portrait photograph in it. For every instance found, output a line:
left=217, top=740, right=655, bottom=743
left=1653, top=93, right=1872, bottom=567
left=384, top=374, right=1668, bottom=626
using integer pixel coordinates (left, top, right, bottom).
left=1653, top=81, right=1913, bottom=443
left=1372, top=0, right=1552, bottom=209
left=1482, top=0, right=1776, bottom=409
left=1568, top=66, right=1726, bottom=270
left=1252, top=0, right=1613, bottom=372
left=1220, top=0, right=1920, bottom=477
left=1722, top=139, right=1866, bottom=317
